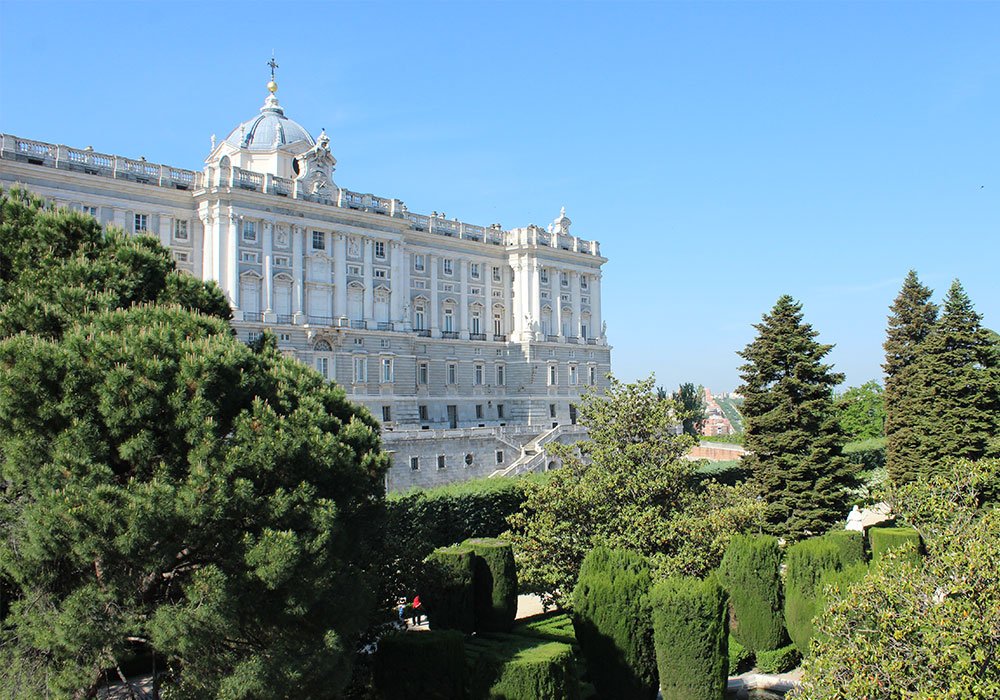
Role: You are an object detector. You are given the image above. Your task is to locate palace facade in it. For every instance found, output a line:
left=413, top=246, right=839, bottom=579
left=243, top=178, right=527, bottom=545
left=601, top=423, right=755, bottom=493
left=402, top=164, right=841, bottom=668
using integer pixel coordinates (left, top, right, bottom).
left=0, top=78, right=611, bottom=491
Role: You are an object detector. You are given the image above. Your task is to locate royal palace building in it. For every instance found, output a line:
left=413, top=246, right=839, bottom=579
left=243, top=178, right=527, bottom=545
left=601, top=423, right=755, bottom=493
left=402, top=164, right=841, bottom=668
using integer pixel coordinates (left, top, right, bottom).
left=0, top=76, right=611, bottom=491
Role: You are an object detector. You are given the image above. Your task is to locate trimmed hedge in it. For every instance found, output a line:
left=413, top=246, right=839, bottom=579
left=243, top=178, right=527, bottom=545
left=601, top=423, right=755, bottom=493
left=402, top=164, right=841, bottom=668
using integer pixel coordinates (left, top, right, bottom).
left=373, top=630, right=467, bottom=699
left=421, top=544, right=476, bottom=633
left=465, top=538, right=518, bottom=633
left=513, top=613, right=577, bottom=644
left=755, top=643, right=800, bottom=674
left=813, top=561, right=869, bottom=646
left=466, top=633, right=581, bottom=700
left=784, top=537, right=853, bottom=653
left=572, top=547, right=658, bottom=700
left=843, top=437, right=886, bottom=470
left=727, top=636, right=752, bottom=676
left=651, top=576, right=729, bottom=700
left=822, top=530, right=866, bottom=566
left=869, top=526, right=922, bottom=566
left=718, top=534, right=787, bottom=653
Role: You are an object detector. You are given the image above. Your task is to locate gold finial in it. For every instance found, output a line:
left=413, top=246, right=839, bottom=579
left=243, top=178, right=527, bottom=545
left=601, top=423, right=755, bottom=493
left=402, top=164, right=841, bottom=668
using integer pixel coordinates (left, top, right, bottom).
left=267, top=54, right=279, bottom=93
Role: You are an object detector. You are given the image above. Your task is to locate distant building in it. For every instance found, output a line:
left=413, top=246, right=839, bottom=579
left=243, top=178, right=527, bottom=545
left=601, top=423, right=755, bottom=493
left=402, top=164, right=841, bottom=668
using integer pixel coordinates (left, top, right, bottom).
left=0, top=72, right=611, bottom=491
left=700, top=388, right=734, bottom=436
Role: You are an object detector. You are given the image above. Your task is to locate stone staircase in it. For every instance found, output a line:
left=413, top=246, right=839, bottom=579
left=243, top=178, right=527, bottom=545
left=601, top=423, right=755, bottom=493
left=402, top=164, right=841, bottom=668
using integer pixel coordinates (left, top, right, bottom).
left=489, top=424, right=586, bottom=479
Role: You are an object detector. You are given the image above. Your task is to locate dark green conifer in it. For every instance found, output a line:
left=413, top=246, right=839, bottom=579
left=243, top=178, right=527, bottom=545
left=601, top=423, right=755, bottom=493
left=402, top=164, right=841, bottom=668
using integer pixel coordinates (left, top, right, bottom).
left=738, top=295, right=857, bottom=539
left=883, top=271, right=938, bottom=484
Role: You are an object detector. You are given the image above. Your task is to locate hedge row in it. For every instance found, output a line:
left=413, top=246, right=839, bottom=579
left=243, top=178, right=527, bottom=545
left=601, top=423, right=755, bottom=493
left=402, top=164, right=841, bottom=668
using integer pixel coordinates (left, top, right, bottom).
left=467, top=538, right=519, bottom=633
left=869, top=526, right=922, bottom=566
left=823, top=530, right=865, bottom=566
left=373, top=630, right=467, bottom=699
left=467, top=635, right=581, bottom=700
left=843, top=437, right=886, bottom=470
left=718, top=534, right=787, bottom=653
left=572, top=547, right=657, bottom=700
left=784, top=537, right=852, bottom=653
left=755, top=644, right=801, bottom=674
left=651, top=576, right=729, bottom=700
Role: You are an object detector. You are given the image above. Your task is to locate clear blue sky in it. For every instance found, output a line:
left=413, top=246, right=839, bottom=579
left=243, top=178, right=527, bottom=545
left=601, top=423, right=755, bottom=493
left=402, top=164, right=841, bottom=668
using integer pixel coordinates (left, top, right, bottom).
left=2, top=1, right=997, bottom=392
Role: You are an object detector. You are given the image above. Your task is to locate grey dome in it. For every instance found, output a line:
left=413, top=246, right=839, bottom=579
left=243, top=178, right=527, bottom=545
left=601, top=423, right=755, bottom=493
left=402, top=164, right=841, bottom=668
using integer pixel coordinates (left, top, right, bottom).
left=224, top=94, right=315, bottom=151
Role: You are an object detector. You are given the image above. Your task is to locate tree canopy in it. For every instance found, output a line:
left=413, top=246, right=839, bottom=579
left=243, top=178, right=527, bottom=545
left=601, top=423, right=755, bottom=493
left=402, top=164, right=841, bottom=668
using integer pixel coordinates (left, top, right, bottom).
left=672, top=383, right=707, bottom=437
left=737, top=295, right=857, bottom=539
left=0, top=189, right=389, bottom=698
left=834, top=380, right=885, bottom=441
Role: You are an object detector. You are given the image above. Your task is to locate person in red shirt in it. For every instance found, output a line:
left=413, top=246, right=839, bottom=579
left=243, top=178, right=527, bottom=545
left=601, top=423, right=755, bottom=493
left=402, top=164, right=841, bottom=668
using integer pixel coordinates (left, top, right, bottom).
left=411, top=595, right=423, bottom=626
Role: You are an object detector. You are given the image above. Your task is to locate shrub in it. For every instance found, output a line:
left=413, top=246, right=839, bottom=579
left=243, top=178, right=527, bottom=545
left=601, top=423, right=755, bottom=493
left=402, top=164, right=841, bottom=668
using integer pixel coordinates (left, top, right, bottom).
left=372, top=630, right=467, bottom=699
left=822, top=530, right=866, bottom=565
left=571, top=547, right=657, bottom=700
left=784, top=537, right=853, bottom=653
left=812, top=562, right=869, bottom=646
left=469, top=637, right=581, bottom=700
left=718, top=534, right=788, bottom=652
left=868, top=527, right=922, bottom=566
left=728, top=636, right=752, bottom=675
left=755, top=643, right=801, bottom=674
left=843, top=437, right=887, bottom=470
left=513, top=613, right=577, bottom=644
left=421, top=544, right=476, bottom=633
left=465, top=538, right=518, bottom=633
left=651, top=576, right=729, bottom=700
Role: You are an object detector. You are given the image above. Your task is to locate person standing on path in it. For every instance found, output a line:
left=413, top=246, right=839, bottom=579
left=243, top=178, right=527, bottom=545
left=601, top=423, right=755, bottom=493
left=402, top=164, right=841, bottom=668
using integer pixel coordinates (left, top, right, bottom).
left=411, top=595, right=423, bottom=626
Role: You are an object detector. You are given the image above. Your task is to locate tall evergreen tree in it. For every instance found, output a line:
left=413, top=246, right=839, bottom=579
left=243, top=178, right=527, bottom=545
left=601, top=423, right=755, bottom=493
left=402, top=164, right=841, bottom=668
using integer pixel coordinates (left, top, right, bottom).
left=738, top=295, right=856, bottom=539
left=912, top=280, right=1000, bottom=469
left=883, top=271, right=938, bottom=484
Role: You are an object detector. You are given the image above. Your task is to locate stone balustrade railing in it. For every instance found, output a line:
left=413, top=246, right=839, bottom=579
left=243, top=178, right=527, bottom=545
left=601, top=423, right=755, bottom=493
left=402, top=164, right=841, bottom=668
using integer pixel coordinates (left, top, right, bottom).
left=1, top=133, right=599, bottom=255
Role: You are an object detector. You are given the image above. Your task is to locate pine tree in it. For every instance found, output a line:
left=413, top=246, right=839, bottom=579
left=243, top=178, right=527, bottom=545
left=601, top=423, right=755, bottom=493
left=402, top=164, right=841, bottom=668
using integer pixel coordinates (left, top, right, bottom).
left=912, top=280, right=1000, bottom=470
left=738, top=295, right=856, bottom=539
left=883, top=271, right=938, bottom=484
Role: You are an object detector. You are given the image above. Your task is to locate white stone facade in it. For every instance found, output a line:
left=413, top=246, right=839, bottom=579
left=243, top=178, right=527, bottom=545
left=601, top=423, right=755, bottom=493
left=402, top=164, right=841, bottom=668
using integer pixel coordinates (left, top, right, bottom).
left=0, top=82, right=611, bottom=491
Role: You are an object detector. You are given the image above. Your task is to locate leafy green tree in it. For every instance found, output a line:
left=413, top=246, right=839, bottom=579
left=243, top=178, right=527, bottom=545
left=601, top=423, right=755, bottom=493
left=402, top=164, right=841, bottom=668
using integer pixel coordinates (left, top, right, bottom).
left=506, top=375, right=763, bottom=607
left=738, top=295, right=857, bottom=539
left=799, top=459, right=1000, bottom=699
left=0, top=191, right=389, bottom=698
left=883, top=271, right=938, bottom=484
left=910, top=280, right=1000, bottom=471
left=834, top=380, right=885, bottom=441
left=672, top=382, right=707, bottom=437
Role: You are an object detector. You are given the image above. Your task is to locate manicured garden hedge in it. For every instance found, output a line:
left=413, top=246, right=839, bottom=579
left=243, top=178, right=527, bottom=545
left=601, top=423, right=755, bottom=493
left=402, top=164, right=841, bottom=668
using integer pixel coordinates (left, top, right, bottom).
left=465, top=537, right=518, bottom=633
left=755, top=643, right=801, bottom=674
left=373, top=630, right=467, bottom=699
left=466, top=634, right=581, bottom=700
left=572, top=547, right=658, bottom=700
left=651, top=576, right=729, bottom=700
left=718, top=534, right=787, bottom=653
left=784, top=537, right=853, bottom=653
left=421, top=544, right=476, bottom=633
left=869, top=526, right=922, bottom=565
left=727, top=636, right=752, bottom=675
left=822, top=530, right=866, bottom=566
left=843, top=437, right=886, bottom=470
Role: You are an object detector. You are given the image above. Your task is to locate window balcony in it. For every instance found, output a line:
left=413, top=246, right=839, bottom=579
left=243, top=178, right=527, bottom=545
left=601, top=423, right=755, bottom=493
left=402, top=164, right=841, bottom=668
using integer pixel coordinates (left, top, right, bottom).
left=493, top=334, right=507, bottom=342
left=350, top=320, right=367, bottom=330
left=243, top=311, right=263, bottom=323
left=376, top=322, right=392, bottom=331
left=586, top=337, right=598, bottom=345
left=470, top=333, right=487, bottom=341
left=566, top=335, right=579, bottom=343
left=546, top=334, right=559, bottom=342
left=415, top=329, right=432, bottom=337
left=441, top=331, right=459, bottom=340
left=276, top=314, right=294, bottom=324
left=307, top=315, right=334, bottom=326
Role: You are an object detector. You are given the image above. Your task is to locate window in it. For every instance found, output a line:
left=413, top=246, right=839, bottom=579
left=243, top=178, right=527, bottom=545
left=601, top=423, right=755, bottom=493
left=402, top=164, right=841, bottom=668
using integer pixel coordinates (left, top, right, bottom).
left=248, top=331, right=262, bottom=342
left=569, top=365, right=578, bottom=385
left=418, top=361, right=429, bottom=385
left=470, top=287, right=482, bottom=296
left=447, top=363, right=457, bottom=385
left=134, top=213, right=148, bottom=233
left=410, top=456, right=420, bottom=471
left=476, top=404, right=484, bottom=419
left=581, top=276, right=589, bottom=290
left=242, top=220, right=257, bottom=242
left=415, top=304, right=426, bottom=330
left=413, top=279, right=427, bottom=290
left=353, top=356, right=367, bottom=383
left=437, top=455, right=446, bottom=470
left=465, top=453, right=474, bottom=467
left=315, top=356, right=330, bottom=379
left=173, top=251, right=189, bottom=263
left=354, top=337, right=364, bottom=346
left=470, top=263, right=480, bottom=279
left=540, top=269, right=549, bottom=284
left=419, top=405, right=429, bottom=421
left=381, top=358, right=394, bottom=383
left=561, top=274, right=569, bottom=288
left=550, top=403, right=557, bottom=418
left=382, top=406, right=391, bottom=422
left=348, top=264, right=362, bottom=276
left=379, top=339, right=390, bottom=349
left=274, top=255, right=290, bottom=267
left=312, top=231, right=325, bottom=250
left=443, top=258, right=453, bottom=275
left=240, top=251, right=259, bottom=263
left=493, top=313, right=503, bottom=336
left=589, top=366, right=597, bottom=385
left=496, top=364, right=505, bottom=386
left=495, top=450, right=504, bottom=464
left=492, top=266, right=502, bottom=282
left=497, top=404, right=505, bottom=419
left=414, top=254, right=425, bottom=271
left=374, top=268, right=388, bottom=279
left=471, top=311, right=482, bottom=335
left=83, top=205, right=98, bottom=218
left=443, top=308, right=454, bottom=332
left=581, top=323, right=589, bottom=339
left=474, top=364, right=484, bottom=386
left=442, top=283, right=454, bottom=292
left=279, top=333, right=291, bottom=342
left=548, top=365, right=557, bottom=385
left=374, top=241, right=386, bottom=259
left=173, top=219, right=188, bottom=240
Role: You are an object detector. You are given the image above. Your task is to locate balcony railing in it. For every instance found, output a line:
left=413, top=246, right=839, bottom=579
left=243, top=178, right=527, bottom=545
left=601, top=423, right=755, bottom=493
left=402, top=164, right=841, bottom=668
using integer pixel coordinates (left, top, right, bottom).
left=307, top=315, right=334, bottom=326
left=565, top=336, right=579, bottom=343
left=276, top=314, right=294, bottom=324
left=493, top=334, right=507, bottom=342
left=243, top=311, right=263, bottom=322
left=441, top=331, right=459, bottom=340
left=546, top=334, right=560, bottom=342
left=586, top=337, right=598, bottom=345
left=350, top=320, right=367, bottom=330
left=470, top=333, right=487, bottom=341
left=376, top=322, right=392, bottom=331
left=415, top=329, right=431, bottom=337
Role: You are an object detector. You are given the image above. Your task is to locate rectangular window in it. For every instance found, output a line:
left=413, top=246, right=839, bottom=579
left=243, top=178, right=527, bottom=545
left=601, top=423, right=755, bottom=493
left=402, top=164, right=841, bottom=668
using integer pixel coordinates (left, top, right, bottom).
left=353, top=356, right=367, bottom=383
left=476, top=404, right=484, bottom=419
left=348, top=264, right=362, bottom=276
left=447, top=363, right=457, bottom=385
left=495, top=450, right=504, bottom=464
left=380, top=339, right=390, bottom=349
left=470, top=263, right=480, bottom=279
left=279, top=333, right=291, bottom=342
left=410, top=456, right=420, bottom=471
left=242, top=220, right=257, bottom=242
left=83, top=205, right=98, bottom=218
left=172, top=251, right=189, bottom=263
left=419, top=405, right=429, bottom=421
left=589, top=366, right=596, bottom=385
left=382, top=406, right=391, bottom=422
left=312, top=231, right=325, bottom=250
left=581, top=276, right=589, bottom=290
left=247, top=331, right=261, bottom=342
left=134, top=213, right=148, bottom=233
left=569, top=365, right=578, bottom=385
left=173, top=219, right=189, bottom=240
left=474, top=364, right=484, bottom=386
left=443, top=258, right=453, bottom=275
left=381, top=358, right=394, bottom=383
left=548, top=365, right=557, bottom=385
left=315, top=357, right=330, bottom=379
left=415, top=306, right=426, bottom=330
left=240, top=251, right=259, bottom=263
left=496, top=364, right=505, bottom=386
left=492, top=266, right=502, bottom=282
left=540, top=269, right=549, bottom=284
left=497, top=404, right=505, bottom=419
left=443, top=309, right=454, bottom=332
left=354, top=337, right=364, bottom=346
left=274, top=255, right=290, bottom=267
left=374, top=241, right=386, bottom=259
left=470, top=287, right=482, bottom=297
left=549, top=403, right=557, bottom=418
left=561, top=274, right=569, bottom=288
left=374, top=268, right=388, bottom=279
left=414, top=254, right=425, bottom=271
left=437, top=455, right=446, bottom=470
left=418, top=361, right=429, bottom=385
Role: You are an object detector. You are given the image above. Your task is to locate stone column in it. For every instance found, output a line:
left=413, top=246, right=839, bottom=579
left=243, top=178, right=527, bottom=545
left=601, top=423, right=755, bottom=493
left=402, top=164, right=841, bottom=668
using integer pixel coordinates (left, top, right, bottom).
left=292, top=225, right=304, bottom=321
left=429, top=254, right=440, bottom=337
left=390, top=241, right=403, bottom=324
left=554, top=271, right=563, bottom=339
left=227, top=211, right=239, bottom=310
left=459, top=259, right=469, bottom=339
left=571, top=271, right=582, bottom=341
left=262, top=221, right=274, bottom=318
left=363, top=238, right=374, bottom=327
left=592, top=273, right=602, bottom=341
left=333, top=233, right=347, bottom=321
left=502, top=265, right=512, bottom=339
left=158, top=214, right=171, bottom=250
left=482, top=259, right=492, bottom=337
left=528, top=258, right=541, bottom=340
